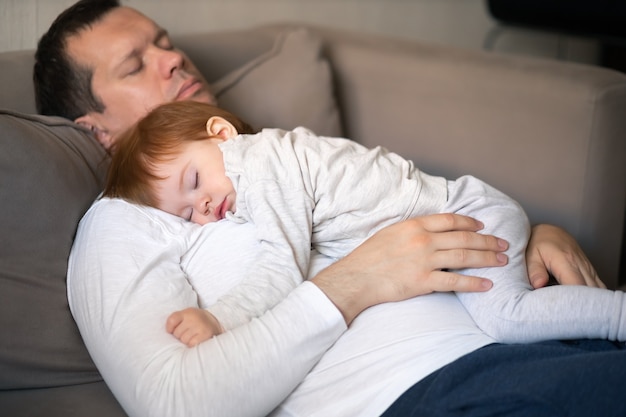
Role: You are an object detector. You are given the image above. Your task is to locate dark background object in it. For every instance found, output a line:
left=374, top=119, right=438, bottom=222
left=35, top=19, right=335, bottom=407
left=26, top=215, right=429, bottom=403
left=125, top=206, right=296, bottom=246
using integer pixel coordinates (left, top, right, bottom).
left=486, top=0, right=626, bottom=72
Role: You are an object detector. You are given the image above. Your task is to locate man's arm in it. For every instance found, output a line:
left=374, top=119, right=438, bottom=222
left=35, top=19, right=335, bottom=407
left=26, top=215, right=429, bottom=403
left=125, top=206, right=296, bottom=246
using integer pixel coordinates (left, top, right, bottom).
left=320, top=217, right=605, bottom=326
left=317, top=216, right=605, bottom=327
left=312, top=213, right=504, bottom=324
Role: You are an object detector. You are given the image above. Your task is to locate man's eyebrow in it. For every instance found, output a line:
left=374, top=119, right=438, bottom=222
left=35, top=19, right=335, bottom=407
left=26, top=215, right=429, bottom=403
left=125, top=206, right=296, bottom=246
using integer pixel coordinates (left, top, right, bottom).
left=155, top=28, right=170, bottom=42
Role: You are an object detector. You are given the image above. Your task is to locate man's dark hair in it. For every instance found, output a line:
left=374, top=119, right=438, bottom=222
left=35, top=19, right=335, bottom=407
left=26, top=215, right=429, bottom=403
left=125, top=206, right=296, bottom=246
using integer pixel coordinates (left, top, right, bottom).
left=34, top=0, right=120, bottom=120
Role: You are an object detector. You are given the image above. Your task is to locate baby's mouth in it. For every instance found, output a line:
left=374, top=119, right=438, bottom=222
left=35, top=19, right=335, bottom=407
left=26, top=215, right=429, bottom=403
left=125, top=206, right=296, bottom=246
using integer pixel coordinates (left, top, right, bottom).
left=215, top=199, right=226, bottom=220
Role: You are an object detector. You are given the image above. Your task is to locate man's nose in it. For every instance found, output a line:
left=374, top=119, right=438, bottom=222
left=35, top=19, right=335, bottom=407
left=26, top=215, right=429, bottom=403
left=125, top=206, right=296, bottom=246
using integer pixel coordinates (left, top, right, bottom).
left=156, top=47, right=184, bottom=78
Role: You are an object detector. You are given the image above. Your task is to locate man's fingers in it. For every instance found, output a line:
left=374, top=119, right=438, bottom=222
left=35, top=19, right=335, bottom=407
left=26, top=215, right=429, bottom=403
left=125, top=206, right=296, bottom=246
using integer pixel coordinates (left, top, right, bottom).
left=418, top=213, right=484, bottom=234
left=527, top=248, right=606, bottom=290
left=430, top=248, right=508, bottom=271
left=425, top=229, right=508, bottom=254
left=593, top=276, right=607, bottom=289
left=526, top=224, right=607, bottom=289
left=428, top=270, right=493, bottom=293
left=526, top=254, right=551, bottom=289
left=551, top=258, right=605, bottom=289
left=576, top=260, right=604, bottom=288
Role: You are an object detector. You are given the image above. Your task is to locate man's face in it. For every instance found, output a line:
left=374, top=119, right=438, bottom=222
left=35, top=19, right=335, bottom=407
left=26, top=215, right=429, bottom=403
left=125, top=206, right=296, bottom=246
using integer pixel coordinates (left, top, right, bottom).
left=67, top=7, right=216, bottom=149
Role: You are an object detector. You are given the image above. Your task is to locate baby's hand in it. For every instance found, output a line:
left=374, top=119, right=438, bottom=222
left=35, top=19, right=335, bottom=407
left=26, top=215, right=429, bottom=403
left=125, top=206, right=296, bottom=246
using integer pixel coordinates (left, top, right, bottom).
left=166, top=307, right=224, bottom=347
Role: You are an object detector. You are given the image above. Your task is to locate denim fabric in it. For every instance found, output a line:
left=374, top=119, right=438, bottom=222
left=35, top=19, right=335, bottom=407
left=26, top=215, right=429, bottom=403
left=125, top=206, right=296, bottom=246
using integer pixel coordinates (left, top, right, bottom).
left=382, top=340, right=626, bottom=417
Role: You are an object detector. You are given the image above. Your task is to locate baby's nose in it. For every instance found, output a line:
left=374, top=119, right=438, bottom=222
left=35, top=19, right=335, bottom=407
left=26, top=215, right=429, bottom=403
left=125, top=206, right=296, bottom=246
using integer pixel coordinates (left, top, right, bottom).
left=196, top=197, right=211, bottom=215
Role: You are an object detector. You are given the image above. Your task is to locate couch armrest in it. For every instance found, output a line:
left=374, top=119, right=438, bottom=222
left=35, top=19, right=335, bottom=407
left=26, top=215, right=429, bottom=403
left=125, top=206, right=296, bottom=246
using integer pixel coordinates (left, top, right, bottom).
left=308, top=26, right=625, bottom=287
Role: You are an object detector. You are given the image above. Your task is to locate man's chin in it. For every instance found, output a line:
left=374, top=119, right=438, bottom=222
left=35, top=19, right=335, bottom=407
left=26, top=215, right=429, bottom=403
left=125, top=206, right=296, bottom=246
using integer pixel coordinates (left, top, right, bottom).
left=176, top=91, right=216, bottom=106
left=194, top=90, right=218, bottom=106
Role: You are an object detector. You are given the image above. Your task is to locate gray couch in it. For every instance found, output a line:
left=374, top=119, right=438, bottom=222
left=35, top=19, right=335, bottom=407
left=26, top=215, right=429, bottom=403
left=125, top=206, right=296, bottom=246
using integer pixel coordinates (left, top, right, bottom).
left=1, top=23, right=624, bottom=416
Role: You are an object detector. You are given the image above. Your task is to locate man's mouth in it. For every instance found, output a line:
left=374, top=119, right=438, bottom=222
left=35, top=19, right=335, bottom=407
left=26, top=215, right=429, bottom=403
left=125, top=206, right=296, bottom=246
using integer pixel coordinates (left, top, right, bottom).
left=175, top=79, right=202, bottom=101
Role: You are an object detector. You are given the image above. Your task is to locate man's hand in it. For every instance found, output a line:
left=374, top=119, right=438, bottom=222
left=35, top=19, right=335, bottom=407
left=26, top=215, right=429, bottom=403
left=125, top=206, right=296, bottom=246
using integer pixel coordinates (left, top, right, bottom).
left=311, top=213, right=508, bottom=324
left=526, top=224, right=605, bottom=289
left=166, top=307, right=224, bottom=347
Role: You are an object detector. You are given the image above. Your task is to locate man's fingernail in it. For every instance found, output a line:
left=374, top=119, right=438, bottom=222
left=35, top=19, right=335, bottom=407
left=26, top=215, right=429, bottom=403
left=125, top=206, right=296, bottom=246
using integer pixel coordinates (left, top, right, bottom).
left=497, top=253, right=508, bottom=264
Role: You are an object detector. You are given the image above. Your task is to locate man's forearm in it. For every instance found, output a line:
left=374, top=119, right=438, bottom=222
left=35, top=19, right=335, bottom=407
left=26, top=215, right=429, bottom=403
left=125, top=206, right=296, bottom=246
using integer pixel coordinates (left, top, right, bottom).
left=311, top=215, right=504, bottom=325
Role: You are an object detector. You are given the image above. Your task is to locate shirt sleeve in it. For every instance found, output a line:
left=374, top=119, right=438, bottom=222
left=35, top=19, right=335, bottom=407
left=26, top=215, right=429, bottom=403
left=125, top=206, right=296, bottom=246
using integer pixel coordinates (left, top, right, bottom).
left=67, top=198, right=345, bottom=417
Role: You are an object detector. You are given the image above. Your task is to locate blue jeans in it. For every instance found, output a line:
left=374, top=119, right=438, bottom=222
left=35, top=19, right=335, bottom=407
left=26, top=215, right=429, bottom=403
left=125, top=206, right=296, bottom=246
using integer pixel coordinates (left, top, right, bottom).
left=381, top=340, right=626, bottom=417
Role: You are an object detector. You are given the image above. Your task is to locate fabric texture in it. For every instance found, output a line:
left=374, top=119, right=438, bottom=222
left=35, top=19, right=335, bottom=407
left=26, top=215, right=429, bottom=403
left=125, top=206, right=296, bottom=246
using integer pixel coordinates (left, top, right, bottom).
left=0, top=110, right=108, bottom=389
left=381, top=340, right=626, bottom=417
left=0, top=381, right=127, bottom=417
left=67, top=198, right=347, bottom=417
left=67, top=198, right=493, bottom=417
left=212, top=28, right=343, bottom=137
left=211, top=127, right=447, bottom=330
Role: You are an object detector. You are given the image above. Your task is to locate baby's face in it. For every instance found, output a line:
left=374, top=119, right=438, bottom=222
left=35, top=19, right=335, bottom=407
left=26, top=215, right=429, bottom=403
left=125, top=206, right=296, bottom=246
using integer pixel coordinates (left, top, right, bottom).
left=153, top=139, right=236, bottom=224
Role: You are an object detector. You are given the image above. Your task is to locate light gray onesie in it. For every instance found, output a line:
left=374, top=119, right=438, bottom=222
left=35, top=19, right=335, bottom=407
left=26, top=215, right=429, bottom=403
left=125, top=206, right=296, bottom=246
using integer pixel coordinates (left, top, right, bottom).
left=208, top=127, right=625, bottom=343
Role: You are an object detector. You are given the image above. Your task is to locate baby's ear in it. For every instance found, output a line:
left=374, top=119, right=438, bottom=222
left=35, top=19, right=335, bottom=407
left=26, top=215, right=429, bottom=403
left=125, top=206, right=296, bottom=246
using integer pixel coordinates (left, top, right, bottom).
left=205, top=116, right=238, bottom=139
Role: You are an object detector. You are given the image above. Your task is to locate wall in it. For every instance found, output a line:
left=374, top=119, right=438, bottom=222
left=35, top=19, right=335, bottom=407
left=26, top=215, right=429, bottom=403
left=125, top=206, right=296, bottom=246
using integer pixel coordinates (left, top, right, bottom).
left=0, top=0, right=599, bottom=65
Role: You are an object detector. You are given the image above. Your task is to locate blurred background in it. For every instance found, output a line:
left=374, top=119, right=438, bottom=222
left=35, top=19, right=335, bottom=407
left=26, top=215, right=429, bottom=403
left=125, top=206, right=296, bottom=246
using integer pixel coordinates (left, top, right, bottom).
left=3, top=0, right=624, bottom=72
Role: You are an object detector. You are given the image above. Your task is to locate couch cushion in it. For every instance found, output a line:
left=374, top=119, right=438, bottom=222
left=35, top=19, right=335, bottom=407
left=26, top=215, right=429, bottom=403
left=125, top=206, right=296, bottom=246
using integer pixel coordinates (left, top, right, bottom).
left=0, top=381, right=126, bottom=417
left=211, top=27, right=343, bottom=137
left=0, top=110, right=108, bottom=389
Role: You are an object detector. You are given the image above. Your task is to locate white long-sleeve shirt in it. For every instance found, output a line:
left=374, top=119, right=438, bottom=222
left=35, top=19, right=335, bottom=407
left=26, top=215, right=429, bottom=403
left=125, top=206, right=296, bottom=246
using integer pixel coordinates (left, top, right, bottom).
left=212, top=127, right=626, bottom=343
left=67, top=197, right=494, bottom=417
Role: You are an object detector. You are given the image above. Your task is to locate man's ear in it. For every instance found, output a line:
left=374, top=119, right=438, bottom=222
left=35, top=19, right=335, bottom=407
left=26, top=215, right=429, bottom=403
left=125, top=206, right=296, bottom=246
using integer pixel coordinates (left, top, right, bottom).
left=75, top=114, right=114, bottom=150
left=205, top=116, right=238, bottom=140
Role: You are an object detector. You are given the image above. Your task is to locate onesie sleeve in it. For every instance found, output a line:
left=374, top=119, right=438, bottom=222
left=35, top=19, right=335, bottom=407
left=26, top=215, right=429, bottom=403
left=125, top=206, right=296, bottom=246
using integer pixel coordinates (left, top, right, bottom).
left=207, top=179, right=316, bottom=330
left=67, top=198, right=345, bottom=417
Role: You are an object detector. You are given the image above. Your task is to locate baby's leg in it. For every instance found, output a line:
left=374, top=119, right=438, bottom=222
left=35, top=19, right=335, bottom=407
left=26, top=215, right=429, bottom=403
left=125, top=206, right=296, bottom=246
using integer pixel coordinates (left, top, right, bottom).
left=448, top=175, right=626, bottom=343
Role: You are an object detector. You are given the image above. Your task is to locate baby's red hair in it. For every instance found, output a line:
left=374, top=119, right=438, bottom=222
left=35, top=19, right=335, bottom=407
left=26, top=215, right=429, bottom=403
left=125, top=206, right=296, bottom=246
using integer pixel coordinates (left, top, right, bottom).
left=103, top=101, right=255, bottom=207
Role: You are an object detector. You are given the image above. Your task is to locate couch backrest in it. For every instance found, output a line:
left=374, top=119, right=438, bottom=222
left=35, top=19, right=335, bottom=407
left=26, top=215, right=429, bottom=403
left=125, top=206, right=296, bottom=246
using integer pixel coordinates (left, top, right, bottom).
left=0, top=50, right=37, bottom=113
left=309, top=25, right=626, bottom=286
